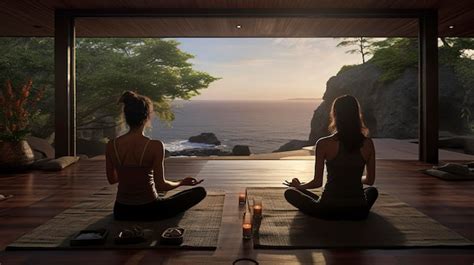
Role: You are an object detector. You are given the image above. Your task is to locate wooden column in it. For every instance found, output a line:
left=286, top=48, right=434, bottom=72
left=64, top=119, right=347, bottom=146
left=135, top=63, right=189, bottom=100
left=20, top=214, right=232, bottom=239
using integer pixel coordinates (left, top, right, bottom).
left=54, top=13, right=76, bottom=157
left=418, top=10, right=439, bottom=163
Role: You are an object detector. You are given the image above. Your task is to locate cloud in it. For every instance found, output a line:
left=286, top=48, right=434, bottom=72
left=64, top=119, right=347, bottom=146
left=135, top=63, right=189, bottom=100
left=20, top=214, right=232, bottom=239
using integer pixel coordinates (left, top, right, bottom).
left=176, top=38, right=362, bottom=100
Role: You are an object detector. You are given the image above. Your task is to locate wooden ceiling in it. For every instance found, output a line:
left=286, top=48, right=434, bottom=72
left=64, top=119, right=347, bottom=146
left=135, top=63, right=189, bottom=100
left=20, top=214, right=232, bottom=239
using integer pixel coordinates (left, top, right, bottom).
left=76, top=18, right=419, bottom=38
left=0, top=0, right=472, bottom=37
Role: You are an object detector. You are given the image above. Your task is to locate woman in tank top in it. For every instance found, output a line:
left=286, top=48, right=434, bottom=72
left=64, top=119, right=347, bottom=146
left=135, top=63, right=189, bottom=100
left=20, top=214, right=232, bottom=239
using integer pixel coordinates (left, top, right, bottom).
left=284, top=95, right=378, bottom=220
left=106, top=91, right=206, bottom=220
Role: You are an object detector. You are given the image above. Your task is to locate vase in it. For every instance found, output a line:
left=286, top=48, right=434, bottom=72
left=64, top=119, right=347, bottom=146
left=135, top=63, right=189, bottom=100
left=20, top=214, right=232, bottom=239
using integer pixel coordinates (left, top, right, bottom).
left=0, top=140, right=35, bottom=170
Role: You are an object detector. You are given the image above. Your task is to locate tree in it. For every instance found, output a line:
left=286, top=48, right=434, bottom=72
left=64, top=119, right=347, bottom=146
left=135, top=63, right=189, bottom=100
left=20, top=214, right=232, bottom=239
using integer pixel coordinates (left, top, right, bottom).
left=365, top=37, right=474, bottom=131
left=369, top=38, right=419, bottom=82
left=439, top=38, right=474, bottom=129
left=0, top=38, right=219, bottom=138
left=336, top=37, right=374, bottom=64
left=0, top=38, right=54, bottom=137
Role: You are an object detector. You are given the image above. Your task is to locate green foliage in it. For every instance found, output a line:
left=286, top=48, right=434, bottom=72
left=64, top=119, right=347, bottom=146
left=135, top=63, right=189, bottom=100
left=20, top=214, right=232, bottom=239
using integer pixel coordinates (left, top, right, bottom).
left=0, top=38, right=219, bottom=137
left=337, top=64, right=358, bottom=75
left=336, top=37, right=374, bottom=63
left=337, top=37, right=474, bottom=129
left=0, top=38, right=54, bottom=139
left=0, top=79, right=45, bottom=142
left=439, top=38, right=474, bottom=86
left=0, top=129, right=29, bottom=142
left=439, top=38, right=474, bottom=127
left=369, top=38, right=418, bottom=83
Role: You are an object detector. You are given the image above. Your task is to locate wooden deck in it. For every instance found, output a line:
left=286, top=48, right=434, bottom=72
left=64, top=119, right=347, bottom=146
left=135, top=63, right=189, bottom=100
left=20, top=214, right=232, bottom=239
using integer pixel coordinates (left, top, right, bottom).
left=1, top=158, right=473, bottom=265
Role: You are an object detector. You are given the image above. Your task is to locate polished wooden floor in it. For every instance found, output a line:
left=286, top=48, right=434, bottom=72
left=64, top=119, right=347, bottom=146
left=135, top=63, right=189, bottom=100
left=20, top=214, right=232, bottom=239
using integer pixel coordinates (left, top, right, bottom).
left=0, top=158, right=473, bottom=265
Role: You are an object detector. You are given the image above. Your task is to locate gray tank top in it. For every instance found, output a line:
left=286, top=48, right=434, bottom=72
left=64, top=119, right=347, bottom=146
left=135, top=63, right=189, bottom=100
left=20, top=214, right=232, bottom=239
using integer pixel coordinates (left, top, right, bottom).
left=320, top=141, right=367, bottom=208
left=113, top=139, right=159, bottom=205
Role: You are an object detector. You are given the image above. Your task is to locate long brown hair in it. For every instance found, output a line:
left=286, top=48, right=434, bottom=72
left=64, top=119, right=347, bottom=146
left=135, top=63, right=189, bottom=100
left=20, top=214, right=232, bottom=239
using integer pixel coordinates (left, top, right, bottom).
left=118, top=91, right=153, bottom=129
left=328, top=95, right=369, bottom=152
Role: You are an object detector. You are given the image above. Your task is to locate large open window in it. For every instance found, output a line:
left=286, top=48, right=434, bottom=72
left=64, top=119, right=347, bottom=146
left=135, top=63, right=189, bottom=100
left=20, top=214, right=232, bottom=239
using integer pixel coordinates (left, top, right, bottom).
left=1, top=12, right=451, bottom=162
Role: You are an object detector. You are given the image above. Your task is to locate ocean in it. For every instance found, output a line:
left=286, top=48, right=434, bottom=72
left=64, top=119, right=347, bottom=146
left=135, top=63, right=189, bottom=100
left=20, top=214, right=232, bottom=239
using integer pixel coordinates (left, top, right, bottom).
left=151, top=100, right=322, bottom=154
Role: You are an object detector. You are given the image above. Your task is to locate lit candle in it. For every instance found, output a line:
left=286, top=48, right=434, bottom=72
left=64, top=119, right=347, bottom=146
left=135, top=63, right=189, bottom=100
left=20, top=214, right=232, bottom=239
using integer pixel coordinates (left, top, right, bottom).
left=253, top=205, right=262, bottom=217
left=242, top=223, right=252, bottom=239
left=253, top=198, right=263, bottom=218
left=238, top=193, right=246, bottom=205
left=242, top=212, right=253, bottom=239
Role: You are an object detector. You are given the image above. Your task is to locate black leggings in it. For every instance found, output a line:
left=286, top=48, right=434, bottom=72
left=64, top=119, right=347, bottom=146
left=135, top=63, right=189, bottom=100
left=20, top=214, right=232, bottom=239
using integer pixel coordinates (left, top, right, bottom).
left=114, top=187, right=207, bottom=221
left=284, top=187, right=378, bottom=220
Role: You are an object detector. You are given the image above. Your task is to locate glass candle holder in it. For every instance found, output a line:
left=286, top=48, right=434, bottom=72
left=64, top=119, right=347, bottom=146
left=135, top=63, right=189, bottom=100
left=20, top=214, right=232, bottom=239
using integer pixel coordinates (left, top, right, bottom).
left=253, top=198, right=263, bottom=218
left=242, top=212, right=253, bottom=240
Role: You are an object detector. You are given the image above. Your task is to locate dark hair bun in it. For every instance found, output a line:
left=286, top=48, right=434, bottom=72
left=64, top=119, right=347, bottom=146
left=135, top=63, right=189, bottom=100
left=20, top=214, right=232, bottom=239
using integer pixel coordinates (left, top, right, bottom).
left=118, top=90, right=153, bottom=128
left=118, top=91, right=138, bottom=105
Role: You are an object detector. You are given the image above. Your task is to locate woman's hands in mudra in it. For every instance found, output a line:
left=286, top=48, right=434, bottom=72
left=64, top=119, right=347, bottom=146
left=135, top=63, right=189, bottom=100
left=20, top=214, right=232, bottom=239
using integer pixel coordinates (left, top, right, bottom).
left=180, top=177, right=204, bottom=186
left=283, top=178, right=304, bottom=188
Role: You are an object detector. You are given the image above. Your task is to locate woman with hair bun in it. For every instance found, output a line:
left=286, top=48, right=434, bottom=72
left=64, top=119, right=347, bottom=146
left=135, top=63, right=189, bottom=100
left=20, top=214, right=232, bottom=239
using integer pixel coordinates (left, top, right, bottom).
left=106, top=91, right=206, bottom=220
left=284, top=95, right=378, bottom=220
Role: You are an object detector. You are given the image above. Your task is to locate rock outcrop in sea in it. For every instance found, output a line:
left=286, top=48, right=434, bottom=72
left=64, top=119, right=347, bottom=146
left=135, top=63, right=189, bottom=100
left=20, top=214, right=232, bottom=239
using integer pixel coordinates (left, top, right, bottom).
left=170, top=133, right=255, bottom=156
left=273, top=140, right=309, bottom=152
left=232, top=145, right=252, bottom=156
left=308, top=62, right=473, bottom=145
left=188, top=133, right=221, bottom=145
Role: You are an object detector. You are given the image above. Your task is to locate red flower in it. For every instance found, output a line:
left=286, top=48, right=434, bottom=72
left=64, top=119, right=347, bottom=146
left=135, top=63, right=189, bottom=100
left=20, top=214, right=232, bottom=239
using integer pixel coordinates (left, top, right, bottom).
left=0, top=79, right=45, bottom=140
left=4, top=80, right=14, bottom=100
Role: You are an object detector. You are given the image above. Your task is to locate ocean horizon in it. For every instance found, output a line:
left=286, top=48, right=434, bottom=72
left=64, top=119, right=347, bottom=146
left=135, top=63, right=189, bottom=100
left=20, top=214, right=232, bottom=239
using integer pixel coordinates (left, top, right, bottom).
left=151, top=99, right=322, bottom=154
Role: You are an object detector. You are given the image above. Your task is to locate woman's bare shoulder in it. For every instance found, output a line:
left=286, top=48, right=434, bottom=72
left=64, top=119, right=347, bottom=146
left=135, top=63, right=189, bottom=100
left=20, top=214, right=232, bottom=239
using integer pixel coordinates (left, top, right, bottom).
left=149, top=139, right=165, bottom=149
left=363, top=137, right=374, bottom=147
left=361, top=137, right=375, bottom=153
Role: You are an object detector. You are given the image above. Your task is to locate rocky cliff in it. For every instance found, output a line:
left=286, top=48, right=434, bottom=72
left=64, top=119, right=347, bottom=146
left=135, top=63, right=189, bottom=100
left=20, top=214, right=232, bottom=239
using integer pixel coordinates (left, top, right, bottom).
left=308, top=62, right=472, bottom=145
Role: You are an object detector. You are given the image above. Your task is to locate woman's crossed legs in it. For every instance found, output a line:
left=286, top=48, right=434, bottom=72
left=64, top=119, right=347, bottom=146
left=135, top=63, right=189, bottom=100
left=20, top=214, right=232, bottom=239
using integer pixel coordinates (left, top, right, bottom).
left=284, top=187, right=378, bottom=220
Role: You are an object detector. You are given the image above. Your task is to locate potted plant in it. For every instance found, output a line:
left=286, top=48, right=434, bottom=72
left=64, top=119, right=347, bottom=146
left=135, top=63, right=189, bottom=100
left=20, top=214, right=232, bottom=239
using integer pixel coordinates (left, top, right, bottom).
left=0, top=79, right=44, bottom=170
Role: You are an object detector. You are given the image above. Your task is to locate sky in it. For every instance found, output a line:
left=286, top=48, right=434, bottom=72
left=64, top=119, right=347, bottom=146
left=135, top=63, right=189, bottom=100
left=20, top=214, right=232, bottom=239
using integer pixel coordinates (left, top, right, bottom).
left=175, top=38, right=362, bottom=100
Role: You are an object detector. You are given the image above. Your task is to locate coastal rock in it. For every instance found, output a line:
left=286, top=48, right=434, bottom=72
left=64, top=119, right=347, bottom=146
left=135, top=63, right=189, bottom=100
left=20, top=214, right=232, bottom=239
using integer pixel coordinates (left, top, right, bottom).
left=232, top=145, right=251, bottom=156
left=309, top=63, right=472, bottom=145
left=170, top=148, right=231, bottom=157
left=273, top=140, right=309, bottom=152
left=188, top=133, right=221, bottom=145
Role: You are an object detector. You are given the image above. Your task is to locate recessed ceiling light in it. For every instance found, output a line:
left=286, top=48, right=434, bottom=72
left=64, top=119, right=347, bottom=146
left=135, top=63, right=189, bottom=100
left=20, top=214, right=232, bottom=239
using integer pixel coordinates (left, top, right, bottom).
left=236, top=24, right=242, bottom=29
left=448, top=25, right=455, bottom=29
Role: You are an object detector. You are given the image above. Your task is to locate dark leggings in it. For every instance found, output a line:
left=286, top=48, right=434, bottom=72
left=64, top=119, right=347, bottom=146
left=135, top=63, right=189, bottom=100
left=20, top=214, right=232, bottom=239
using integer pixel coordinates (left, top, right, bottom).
left=114, top=187, right=207, bottom=221
left=284, top=187, right=378, bottom=220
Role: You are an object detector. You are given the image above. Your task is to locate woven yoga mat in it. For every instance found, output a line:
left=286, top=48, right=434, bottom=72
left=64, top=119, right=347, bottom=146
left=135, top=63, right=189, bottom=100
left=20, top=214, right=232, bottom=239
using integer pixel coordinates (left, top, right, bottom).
left=7, top=188, right=224, bottom=250
left=247, top=187, right=474, bottom=249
